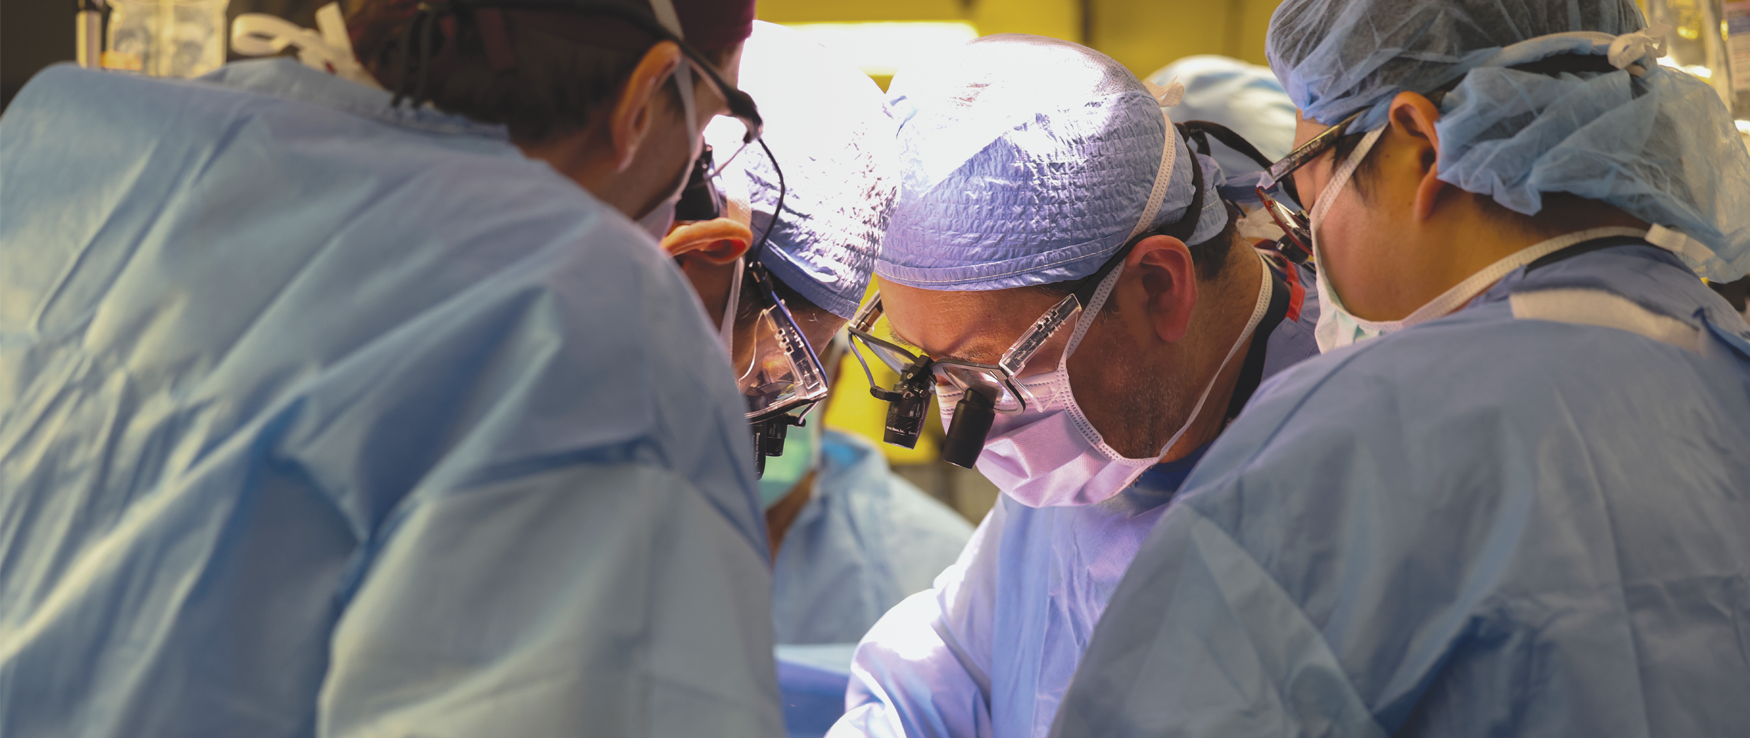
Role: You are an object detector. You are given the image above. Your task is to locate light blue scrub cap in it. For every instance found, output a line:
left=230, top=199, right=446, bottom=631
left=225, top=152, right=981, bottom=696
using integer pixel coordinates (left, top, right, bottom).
left=704, top=21, right=897, bottom=319
left=1267, top=0, right=1750, bottom=281
left=878, top=34, right=1229, bottom=292
left=1148, top=55, right=1297, bottom=181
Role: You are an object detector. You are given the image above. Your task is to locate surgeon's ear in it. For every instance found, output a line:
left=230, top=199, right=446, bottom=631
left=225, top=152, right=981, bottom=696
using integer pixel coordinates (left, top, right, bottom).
left=1387, top=91, right=1450, bottom=224
left=1130, top=235, right=1198, bottom=344
left=663, top=218, right=753, bottom=263
left=607, top=41, right=684, bottom=174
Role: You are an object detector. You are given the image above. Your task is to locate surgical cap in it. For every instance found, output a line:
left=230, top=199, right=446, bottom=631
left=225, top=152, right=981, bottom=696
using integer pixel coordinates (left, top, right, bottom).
left=1267, top=0, right=1750, bottom=282
left=878, top=34, right=1228, bottom=292
left=703, top=21, right=898, bottom=319
left=1148, top=55, right=1297, bottom=180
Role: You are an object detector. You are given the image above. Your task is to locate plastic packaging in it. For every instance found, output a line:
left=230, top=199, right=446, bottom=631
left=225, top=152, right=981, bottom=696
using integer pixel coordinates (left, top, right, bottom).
left=104, top=0, right=228, bottom=78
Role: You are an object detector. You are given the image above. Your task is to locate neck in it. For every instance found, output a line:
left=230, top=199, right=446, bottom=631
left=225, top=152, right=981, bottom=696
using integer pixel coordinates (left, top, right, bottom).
left=1160, top=241, right=1265, bottom=462
left=517, top=130, right=647, bottom=219
left=1384, top=196, right=1649, bottom=319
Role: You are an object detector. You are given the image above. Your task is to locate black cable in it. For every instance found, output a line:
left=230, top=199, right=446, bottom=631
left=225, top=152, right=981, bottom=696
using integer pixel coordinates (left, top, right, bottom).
left=390, top=11, right=416, bottom=107
left=413, top=10, right=439, bottom=107
left=750, top=137, right=784, bottom=260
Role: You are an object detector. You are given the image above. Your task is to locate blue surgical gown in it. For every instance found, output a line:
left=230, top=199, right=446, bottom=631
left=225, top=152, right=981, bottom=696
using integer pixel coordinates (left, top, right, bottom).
left=1052, top=242, right=1750, bottom=737
left=775, top=429, right=975, bottom=646
left=0, top=61, right=782, bottom=737
left=774, top=430, right=974, bottom=738
left=830, top=259, right=1321, bottom=738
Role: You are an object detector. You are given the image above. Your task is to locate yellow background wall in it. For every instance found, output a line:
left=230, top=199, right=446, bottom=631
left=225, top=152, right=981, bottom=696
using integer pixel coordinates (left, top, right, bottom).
left=758, top=0, right=1288, bottom=79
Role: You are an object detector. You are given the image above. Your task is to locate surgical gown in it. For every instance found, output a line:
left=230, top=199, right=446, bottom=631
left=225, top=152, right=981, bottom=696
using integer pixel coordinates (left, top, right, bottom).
left=775, top=429, right=974, bottom=646
left=775, top=430, right=974, bottom=737
left=1052, top=242, right=1750, bottom=738
left=0, top=61, right=782, bottom=737
left=830, top=259, right=1321, bottom=738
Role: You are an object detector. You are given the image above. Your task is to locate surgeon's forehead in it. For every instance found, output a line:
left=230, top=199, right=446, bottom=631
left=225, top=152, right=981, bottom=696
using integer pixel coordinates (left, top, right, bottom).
left=880, top=280, right=1055, bottom=365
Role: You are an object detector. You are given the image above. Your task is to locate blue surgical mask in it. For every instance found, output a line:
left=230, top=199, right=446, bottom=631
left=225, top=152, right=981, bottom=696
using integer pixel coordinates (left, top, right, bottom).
left=758, top=423, right=820, bottom=508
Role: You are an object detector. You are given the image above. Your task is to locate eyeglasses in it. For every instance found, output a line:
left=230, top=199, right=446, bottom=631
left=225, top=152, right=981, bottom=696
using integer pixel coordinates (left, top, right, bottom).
left=845, top=222, right=1145, bottom=464
left=738, top=262, right=831, bottom=425
left=1251, top=108, right=1364, bottom=264
left=849, top=288, right=1085, bottom=405
left=845, top=291, right=1082, bottom=467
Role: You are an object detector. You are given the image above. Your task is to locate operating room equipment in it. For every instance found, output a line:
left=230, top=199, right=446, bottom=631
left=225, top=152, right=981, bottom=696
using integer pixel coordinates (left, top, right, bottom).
left=102, top=0, right=229, bottom=77
left=76, top=0, right=107, bottom=69
left=1644, top=0, right=1750, bottom=150
left=231, top=4, right=374, bottom=86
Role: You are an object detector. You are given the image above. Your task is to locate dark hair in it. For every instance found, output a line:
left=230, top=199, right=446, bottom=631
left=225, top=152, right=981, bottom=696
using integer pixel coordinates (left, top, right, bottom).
left=348, top=2, right=730, bottom=144
left=1330, top=128, right=1379, bottom=202
left=1331, top=109, right=1640, bottom=239
left=1031, top=211, right=1240, bottom=305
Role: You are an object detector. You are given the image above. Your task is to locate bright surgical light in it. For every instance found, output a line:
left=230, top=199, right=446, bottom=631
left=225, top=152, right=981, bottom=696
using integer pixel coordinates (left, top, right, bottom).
left=784, top=21, right=980, bottom=78
left=1737, top=119, right=1750, bottom=135
left=1657, top=56, right=1714, bottom=80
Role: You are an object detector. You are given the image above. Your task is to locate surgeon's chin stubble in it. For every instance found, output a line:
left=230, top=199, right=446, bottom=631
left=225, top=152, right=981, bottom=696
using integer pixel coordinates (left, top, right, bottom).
left=1074, top=316, right=1190, bottom=460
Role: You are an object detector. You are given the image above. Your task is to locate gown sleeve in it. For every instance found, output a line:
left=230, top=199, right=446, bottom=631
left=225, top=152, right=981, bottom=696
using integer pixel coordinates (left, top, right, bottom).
left=829, top=503, right=1007, bottom=738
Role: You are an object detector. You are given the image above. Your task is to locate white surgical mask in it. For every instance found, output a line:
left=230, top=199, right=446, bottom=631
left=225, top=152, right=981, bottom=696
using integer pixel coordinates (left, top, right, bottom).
left=944, top=256, right=1273, bottom=508
left=1310, top=126, right=1394, bottom=352
left=636, top=200, right=679, bottom=241
left=635, top=35, right=703, bottom=241
left=719, top=256, right=744, bottom=350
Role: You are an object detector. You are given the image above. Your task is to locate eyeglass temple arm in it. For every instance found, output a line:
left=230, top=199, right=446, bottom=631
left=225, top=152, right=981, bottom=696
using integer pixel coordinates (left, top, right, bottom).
left=1182, top=120, right=1277, bottom=170
left=849, top=293, right=883, bottom=335
left=1263, top=108, right=1363, bottom=189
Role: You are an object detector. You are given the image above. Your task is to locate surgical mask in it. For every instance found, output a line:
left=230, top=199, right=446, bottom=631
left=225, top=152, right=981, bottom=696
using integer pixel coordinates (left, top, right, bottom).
left=1310, top=126, right=1392, bottom=352
left=635, top=51, right=704, bottom=241
left=719, top=257, right=744, bottom=349
left=637, top=200, right=679, bottom=241
left=944, top=256, right=1273, bottom=508
left=758, top=420, right=819, bottom=508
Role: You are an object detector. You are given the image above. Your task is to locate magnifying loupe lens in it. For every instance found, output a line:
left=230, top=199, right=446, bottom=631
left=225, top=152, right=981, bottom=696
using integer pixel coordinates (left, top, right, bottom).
left=941, top=390, right=996, bottom=468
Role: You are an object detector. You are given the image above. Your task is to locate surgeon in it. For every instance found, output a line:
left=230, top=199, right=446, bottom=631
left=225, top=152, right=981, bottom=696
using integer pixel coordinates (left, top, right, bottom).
left=829, top=35, right=1322, bottom=738
left=1054, top=1, right=1750, bottom=736
left=657, top=26, right=974, bottom=736
left=0, top=0, right=787, bottom=736
left=658, top=17, right=972, bottom=647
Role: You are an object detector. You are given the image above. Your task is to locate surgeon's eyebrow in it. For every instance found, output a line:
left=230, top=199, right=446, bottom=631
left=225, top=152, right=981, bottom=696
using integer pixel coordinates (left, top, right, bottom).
left=886, top=328, right=925, bottom=354
left=889, top=326, right=1005, bottom=366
